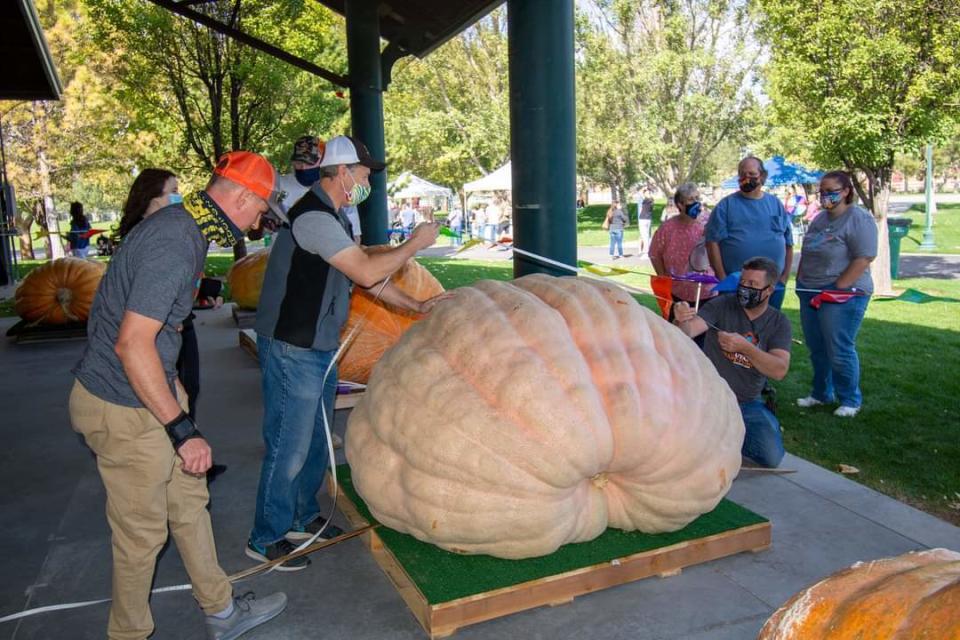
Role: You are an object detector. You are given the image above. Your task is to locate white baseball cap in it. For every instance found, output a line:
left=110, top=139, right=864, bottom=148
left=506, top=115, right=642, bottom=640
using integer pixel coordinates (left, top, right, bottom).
left=318, top=135, right=386, bottom=172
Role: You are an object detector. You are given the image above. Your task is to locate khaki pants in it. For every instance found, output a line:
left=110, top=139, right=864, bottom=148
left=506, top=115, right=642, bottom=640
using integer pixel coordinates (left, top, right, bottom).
left=69, top=380, right=232, bottom=640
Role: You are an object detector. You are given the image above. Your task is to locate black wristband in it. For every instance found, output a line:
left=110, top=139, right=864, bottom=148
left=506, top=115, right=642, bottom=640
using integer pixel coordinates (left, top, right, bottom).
left=164, top=411, right=203, bottom=450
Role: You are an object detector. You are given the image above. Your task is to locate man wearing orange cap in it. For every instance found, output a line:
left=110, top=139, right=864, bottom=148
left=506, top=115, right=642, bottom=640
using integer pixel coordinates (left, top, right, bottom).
left=70, top=151, right=287, bottom=640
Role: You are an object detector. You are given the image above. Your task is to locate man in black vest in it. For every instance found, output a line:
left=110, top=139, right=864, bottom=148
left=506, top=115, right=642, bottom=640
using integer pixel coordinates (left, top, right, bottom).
left=248, top=136, right=445, bottom=569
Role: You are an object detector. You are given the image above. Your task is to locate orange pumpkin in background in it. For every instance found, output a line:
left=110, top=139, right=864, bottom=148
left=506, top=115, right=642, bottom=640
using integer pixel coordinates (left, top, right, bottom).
left=758, top=548, right=960, bottom=639
left=339, top=246, right=445, bottom=383
left=15, top=258, right=106, bottom=325
left=227, top=248, right=270, bottom=310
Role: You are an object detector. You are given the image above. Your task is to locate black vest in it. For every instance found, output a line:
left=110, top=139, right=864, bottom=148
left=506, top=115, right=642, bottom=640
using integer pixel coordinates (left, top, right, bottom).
left=271, top=190, right=354, bottom=349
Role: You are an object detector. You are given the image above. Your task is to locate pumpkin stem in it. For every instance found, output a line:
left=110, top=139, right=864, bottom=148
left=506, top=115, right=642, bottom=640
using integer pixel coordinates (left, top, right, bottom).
left=591, top=472, right=609, bottom=489
left=56, top=287, right=80, bottom=322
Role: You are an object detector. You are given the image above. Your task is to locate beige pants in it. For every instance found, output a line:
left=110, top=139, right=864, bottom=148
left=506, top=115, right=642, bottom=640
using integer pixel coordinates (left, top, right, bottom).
left=69, top=380, right=232, bottom=640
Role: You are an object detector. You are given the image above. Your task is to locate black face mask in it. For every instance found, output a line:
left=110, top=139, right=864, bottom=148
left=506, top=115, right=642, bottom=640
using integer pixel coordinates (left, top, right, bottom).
left=739, top=178, right=761, bottom=193
left=295, top=167, right=321, bottom=187
left=736, top=284, right=768, bottom=309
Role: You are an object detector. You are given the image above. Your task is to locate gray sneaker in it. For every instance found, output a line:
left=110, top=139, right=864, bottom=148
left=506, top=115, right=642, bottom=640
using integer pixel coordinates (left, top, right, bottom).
left=206, top=591, right=287, bottom=640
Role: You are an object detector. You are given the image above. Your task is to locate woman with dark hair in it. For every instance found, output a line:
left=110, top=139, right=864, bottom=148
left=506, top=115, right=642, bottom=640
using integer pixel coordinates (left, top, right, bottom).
left=68, top=202, right=91, bottom=258
left=115, top=168, right=179, bottom=241
left=116, top=169, right=213, bottom=420
left=795, top=170, right=877, bottom=418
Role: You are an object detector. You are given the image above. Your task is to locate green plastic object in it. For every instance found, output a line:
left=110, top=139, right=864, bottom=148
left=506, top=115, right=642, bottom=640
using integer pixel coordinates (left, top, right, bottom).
left=886, top=217, right=912, bottom=279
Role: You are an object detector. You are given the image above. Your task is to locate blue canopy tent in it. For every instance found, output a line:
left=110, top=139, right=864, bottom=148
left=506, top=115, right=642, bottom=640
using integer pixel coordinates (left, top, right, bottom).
left=721, top=155, right=824, bottom=189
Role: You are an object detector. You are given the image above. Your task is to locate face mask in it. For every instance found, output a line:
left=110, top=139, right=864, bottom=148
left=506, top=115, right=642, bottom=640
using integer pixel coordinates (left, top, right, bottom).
left=685, top=201, right=702, bottom=219
left=739, top=178, right=760, bottom=193
left=820, top=190, right=843, bottom=207
left=736, top=284, right=768, bottom=309
left=168, top=193, right=183, bottom=206
left=342, top=170, right=371, bottom=205
left=295, top=167, right=320, bottom=187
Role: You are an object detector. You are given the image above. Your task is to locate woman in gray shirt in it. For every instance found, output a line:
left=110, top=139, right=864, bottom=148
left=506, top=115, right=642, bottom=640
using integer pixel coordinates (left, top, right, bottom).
left=605, top=200, right=629, bottom=259
left=795, top=170, right=877, bottom=418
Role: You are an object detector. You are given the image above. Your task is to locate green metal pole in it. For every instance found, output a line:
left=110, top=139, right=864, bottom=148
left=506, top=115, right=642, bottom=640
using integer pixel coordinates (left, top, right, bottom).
left=920, top=143, right=936, bottom=249
left=345, top=0, right=388, bottom=246
left=507, top=0, right=577, bottom=278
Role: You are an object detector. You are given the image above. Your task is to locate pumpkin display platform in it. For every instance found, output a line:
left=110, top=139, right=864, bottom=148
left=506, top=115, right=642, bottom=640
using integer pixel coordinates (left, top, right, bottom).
left=5, top=318, right=89, bottom=344
left=329, top=464, right=771, bottom=639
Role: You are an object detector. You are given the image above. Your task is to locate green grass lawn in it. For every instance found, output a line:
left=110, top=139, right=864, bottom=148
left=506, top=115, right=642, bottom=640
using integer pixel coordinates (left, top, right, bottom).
left=418, top=258, right=960, bottom=525
left=902, top=203, right=960, bottom=255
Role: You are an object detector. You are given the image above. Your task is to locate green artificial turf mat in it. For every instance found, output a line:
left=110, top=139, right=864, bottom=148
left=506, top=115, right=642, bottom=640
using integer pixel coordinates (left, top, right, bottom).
left=336, top=465, right=767, bottom=604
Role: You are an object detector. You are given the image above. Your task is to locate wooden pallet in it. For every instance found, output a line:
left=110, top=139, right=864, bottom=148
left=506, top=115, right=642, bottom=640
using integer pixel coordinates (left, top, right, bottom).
left=231, top=303, right=257, bottom=328
left=5, top=319, right=88, bottom=344
left=238, top=328, right=366, bottom=410
left=333, top=482, right=772, bottom=639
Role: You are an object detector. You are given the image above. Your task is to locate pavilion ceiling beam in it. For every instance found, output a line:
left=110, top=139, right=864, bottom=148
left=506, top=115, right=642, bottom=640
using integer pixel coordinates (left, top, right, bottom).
left=144, top=0, right=349, bottom=87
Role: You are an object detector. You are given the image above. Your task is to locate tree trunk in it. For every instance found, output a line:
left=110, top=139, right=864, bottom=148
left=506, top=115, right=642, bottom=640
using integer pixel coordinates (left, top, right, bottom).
left=869, top=182, right=893, bottom=296
left=33, top=103, right=65, bottom=260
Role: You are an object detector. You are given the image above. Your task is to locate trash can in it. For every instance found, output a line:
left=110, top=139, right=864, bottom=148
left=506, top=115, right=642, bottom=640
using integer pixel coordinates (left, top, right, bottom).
left=886, top=217, right=912, bottom=279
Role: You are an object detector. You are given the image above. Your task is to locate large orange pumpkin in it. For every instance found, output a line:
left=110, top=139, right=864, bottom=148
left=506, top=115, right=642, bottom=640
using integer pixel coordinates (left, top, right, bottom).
left=339, top=246, right=445, bottom=383
left=15, top=258, right=106, bottom=325
left=227, top=248, right=270, bottom=310
left=758, top=548, right=960, bottom=639
left=346, top=275, right=744, bottom=559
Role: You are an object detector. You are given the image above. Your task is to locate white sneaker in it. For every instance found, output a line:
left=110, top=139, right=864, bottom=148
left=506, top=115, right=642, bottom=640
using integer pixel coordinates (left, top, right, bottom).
left=796, top=396, right=824, bottom=408
left=834, top=406, right=860, bottom=418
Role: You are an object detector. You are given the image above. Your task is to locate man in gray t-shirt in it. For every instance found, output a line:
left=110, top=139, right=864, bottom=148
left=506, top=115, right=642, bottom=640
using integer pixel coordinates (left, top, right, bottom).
left=674, top=256, right=792, bottom=468
left=69, top=152, right=288, bottom=639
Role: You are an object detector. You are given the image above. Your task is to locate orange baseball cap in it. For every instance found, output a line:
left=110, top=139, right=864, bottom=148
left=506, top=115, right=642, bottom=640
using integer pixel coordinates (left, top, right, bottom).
left=213, top=151, right=284, bottom=217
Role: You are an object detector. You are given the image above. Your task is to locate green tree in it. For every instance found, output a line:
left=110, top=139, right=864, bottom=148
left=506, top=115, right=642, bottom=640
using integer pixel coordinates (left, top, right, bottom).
left=383, top=10, right=510, bottom=194
left=759, top=0, right=960, bottom=293
left=85, top=0, right=348, bottom=257
left=3, top=0, right=140, bottom=259
left=577, top=0, right=761, bottom=199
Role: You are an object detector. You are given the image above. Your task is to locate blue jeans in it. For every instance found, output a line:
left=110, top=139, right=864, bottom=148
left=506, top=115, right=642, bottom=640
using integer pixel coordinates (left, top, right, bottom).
left=797, top=287, right=870, bottom=408
left=609, top=230, right=624, bottom=256
left=251, top=336, right=338, bottom=547
left=740, top=400, right=785, bottom=468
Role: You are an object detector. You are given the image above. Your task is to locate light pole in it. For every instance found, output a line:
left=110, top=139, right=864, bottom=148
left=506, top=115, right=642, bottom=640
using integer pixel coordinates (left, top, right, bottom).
left=920, top=144, right=936, bottom=249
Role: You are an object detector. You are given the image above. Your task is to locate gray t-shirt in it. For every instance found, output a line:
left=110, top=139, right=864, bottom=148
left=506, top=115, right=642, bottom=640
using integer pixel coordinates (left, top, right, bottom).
left=608, top=207, right=629, bottom=231
left=798, top=205, right=878, bottom=293
left=638, top=197, right=654, bottom=220
left=73, top=206, right=207, bottom=407
left=291, top=209, right=356, bottom=258
left=699, top=294, right=792, bottom=403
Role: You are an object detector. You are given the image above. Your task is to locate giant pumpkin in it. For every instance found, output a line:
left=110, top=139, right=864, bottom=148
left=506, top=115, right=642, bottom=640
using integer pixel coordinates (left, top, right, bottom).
left=15, top=257, right=106, bottom=325
left=339, top=246, right=445, bottom=383
left=758, top=548, right=960, bottom=640
left=227, top=248, right=270, bottom=310
left=346, top=274, right=744, bottom=559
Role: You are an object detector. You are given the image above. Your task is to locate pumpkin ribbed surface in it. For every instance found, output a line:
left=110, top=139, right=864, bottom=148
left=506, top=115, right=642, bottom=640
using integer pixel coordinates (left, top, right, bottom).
left=226, top=248, right=270, bottom=310
left=759, top=548, right=960, bottom=640
left=15, top=258, right=106, bottom=325
left=346, top=274, right=744, bottom=559
left=339, top=247, right=445, bottom=383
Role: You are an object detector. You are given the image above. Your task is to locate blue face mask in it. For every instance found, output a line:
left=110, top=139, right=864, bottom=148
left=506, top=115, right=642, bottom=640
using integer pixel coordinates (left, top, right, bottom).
left=685, top=201, right=702, bottom=219
left=820, top=190, right=843, bottom=206
left=168, top=193, right=183, bottom=206
left=295, top=167, right=321, bottom=187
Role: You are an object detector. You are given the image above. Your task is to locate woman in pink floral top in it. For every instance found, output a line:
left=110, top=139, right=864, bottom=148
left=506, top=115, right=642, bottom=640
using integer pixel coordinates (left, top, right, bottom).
left=649, top=182, right=717, bottom=309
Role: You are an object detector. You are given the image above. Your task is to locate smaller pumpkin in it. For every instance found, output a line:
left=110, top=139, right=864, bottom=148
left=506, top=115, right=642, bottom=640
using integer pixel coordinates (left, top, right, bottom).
left=15, top=257, right=106, bottom=325
left=339, top=246, right=445, bottom=383
left=758, top=548, right=960, bottom=639
left=227, top=248, right=270, bottom=310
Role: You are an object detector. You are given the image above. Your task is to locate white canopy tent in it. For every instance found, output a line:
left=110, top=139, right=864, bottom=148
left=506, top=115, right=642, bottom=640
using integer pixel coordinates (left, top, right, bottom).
left=463, top=161, right=512, bottom=194
left=388, top=172, right=454, bottom=199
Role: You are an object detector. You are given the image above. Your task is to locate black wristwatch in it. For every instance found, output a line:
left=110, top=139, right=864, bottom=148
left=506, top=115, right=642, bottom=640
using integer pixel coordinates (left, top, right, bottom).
left=164, top=411, right=203, bottom=450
